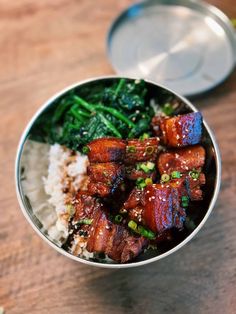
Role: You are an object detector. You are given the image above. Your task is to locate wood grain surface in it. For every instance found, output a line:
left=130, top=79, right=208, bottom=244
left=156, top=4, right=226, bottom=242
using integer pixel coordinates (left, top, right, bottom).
left=0, top=0, right=236, bottom=313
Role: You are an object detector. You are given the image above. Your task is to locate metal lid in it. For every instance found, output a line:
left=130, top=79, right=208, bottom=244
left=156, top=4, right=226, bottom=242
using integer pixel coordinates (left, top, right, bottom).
left=107, top=0, right=236, bottom=96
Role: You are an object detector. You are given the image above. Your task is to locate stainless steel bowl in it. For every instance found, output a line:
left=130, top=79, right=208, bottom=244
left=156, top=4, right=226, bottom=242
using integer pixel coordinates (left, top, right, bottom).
left=15, top=76, right=221, bottom=268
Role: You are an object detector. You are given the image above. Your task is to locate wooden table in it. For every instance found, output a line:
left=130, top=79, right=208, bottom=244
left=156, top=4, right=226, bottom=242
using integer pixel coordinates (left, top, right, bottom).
left=0, top=1, right=235, bottom=313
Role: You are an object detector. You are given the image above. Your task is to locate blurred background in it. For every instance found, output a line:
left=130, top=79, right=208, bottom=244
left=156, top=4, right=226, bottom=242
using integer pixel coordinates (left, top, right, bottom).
left=0, top=1, right=235, bottom=313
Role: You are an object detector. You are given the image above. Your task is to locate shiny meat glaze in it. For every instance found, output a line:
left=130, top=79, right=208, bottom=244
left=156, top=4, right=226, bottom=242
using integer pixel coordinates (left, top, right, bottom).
left=88, top=162, right=124, bottom=183
left=87, top=138, right=126, bottom=162
left=86, top=208, right=148, bottom=263
left=124, top=188, right=144, bottom=210
left=65, top=109, right=206, bottom=263
left=72, top=192, right=100, bottom=222
left=160, top=112, right=202, bottom=147
left=125, top=137, right=159, bottom=164
left=142, top=184, right=186, bottom=233
left=87, top=162, right=124, bottom=197
left=158, top=145, right=205, bottom=174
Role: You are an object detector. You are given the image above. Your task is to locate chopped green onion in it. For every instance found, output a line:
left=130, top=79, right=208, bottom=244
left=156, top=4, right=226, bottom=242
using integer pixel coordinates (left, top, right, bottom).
left=136, top=178, right=146, bottom=189
left=127, top=145, right=136, bottom=153
left=161, top=173, right=170, bottom=182
left=82, top=146, right=90, bottom=154
left=128, top=220, right=138, bottom=231
left=119, top=208, right=127, bottom=214
left=128, top=221, right=156, bottom=239
left=181, top=196, right=189, bottom=208
left=114, top=215, right=123, bottom=223
left=138, top=161, right=155, bottom=173
left=189, top=169, right=200, bottom=180
left=145, top=146, right=155, bottom=155
left=145, top=178, right=153, bottom=185
left=171, top=171, right=181, bottom=179
left=77, top=219, right=93, bottom=225
left=137, top=225, right=156, bottom=240
left=147, top=161, right=155, bottom=170
left=139, top=164, right=149, bottom=173
left=162, top=103, right=174, bottom=116
left=139, top=133, right=150, bottom=140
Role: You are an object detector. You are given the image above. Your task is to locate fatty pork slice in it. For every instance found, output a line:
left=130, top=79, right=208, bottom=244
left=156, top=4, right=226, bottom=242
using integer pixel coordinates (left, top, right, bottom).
left=86, top=209, right=148, bottom=263
left=142, top=184, right=186, bottom=233
left=70, top=192, right=101, bottom=235
left=162, top=173, right=205, bottom=201
left=158, top=145, right=205, bottom=174
left=86, top=138, right=126, bottom=163
left=160, top=112, right=203, bottom=147
left=184, top=173, right=206, bottom=201
left=125, top=137, right=159, bottom=164
left=72, top=191, right=100, bottom=222
left=87, top=162, right=124, bottom=197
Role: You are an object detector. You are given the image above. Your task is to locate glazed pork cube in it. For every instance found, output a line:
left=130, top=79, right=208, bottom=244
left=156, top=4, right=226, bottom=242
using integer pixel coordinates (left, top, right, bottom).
left=123, top=188, right=144, bottom=210
left=166, top=173, right=206, bottom=201
left=88, top=162, right=124, bottom=185
left=87, top=182, right=112, bottom=198
left=142, top=184, right=186, bottom=233
left=86, top=137, right=126, bottom=163
left=160, top=112, right=202, bottom=147
left=72, top=191, right=100, bottom=222
left=125, top=137, right=159, bottom=164
left=87, top=162, right=124, bottom=197
left=158, top=145, right=205, bottom=174
left=87, top=209, right=113, bottom=253
left=86, top=209, right=148, bottom=263
left=185, top=173, right=206, bottom=201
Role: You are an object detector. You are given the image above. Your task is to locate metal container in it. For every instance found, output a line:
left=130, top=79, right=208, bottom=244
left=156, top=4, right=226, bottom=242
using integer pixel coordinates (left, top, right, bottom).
left=107, top=0, right=236, bottom=96
left=15, top=76, right=221, bottom=268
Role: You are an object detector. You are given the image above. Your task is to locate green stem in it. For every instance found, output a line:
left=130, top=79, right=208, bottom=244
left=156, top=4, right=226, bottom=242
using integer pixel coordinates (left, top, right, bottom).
left=115, top=78, right=126, bottom=95
left=70, top=107, right=86, bottom=122
left=73, top=95, right=135, bottom=128
left=98, top=113, right=122, bottom=138
left=95, top=105, right=135, bottom=128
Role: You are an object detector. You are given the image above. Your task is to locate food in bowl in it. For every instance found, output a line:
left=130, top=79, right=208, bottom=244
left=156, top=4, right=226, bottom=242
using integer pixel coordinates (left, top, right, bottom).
left=17, top=78, right=219, bottom=265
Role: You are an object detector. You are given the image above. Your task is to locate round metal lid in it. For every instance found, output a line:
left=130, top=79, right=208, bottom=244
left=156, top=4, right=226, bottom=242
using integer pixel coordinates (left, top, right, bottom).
left=107, top=0, right=236, bottom=96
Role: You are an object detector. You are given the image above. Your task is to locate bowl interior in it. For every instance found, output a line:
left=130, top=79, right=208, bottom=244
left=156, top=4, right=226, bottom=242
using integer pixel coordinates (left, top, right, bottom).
left=16, top=77, right=220, bottom=267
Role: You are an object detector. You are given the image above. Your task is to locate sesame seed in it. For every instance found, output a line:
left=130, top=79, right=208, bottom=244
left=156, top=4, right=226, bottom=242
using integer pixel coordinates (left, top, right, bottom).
left=163, top=198, right=166, bottom=201
left=175, top=153, right=179, bottom=158
left=166, top=163, right=169, bottom=167
left=176, top=134, right=180, bottom=139
left=148, top=197, right=152, bottom=201
left=152, top=196, right=155, bottom=200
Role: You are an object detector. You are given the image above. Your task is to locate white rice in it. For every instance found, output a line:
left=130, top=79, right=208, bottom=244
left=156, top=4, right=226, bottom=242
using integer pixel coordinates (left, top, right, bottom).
left=21, top=140, right=95, bottom=259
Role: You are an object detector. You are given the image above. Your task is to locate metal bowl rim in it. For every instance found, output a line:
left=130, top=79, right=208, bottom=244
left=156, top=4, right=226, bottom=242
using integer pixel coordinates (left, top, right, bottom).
left=15, top=75, right=221, bottom=269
